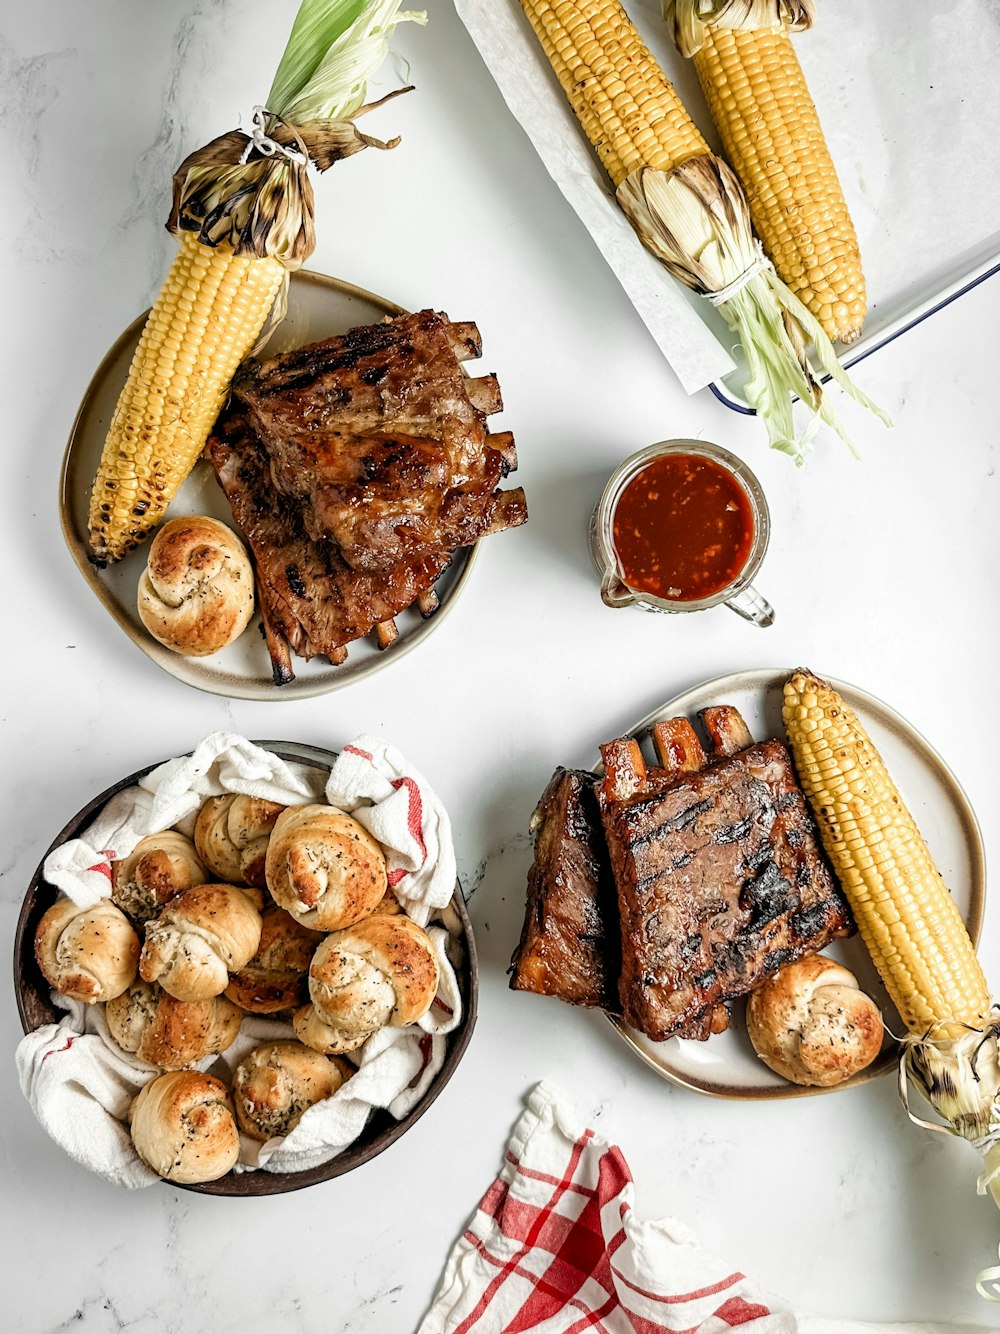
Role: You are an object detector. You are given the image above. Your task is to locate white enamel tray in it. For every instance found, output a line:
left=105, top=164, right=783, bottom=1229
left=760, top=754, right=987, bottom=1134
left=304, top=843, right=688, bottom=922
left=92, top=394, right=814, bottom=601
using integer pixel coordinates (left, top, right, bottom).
left=457, top=0, right=1000, bottom=407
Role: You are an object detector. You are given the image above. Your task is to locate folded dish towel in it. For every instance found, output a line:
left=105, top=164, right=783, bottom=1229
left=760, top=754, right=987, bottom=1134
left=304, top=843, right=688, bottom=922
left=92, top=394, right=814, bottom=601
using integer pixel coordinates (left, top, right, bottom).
left=18, top=732, right=464, bottom=1186
left=418, top=1083, right=988, bottom=1334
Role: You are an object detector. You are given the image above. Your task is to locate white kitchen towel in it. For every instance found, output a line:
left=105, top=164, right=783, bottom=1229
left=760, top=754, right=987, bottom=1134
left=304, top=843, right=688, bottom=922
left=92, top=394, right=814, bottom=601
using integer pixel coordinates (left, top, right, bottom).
left=418, top=1082, right=990, bottom=1334
left=326, top=736, right=458, bottom=927
left=19, top=733, right=465, bottom=1186
left=43, top=732, right=325, bottom=909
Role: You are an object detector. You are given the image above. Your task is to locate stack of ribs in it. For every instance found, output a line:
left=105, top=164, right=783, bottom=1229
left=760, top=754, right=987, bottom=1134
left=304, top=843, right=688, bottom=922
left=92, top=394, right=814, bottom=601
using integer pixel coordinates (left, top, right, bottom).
left=207, top=310, right=527, bottom=683
left=510, top=706, right=852, bottom=1041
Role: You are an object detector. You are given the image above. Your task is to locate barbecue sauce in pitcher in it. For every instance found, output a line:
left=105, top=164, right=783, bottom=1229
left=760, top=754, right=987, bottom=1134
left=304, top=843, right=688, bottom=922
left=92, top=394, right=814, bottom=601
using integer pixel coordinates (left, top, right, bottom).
left=611, top=453, right=755, bottom=602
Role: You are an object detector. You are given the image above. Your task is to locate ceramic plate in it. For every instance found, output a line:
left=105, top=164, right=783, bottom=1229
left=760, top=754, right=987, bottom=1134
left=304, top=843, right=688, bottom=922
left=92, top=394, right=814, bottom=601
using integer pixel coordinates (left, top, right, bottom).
left=60, top=273, right=478, bottom=700
left=14, top=740, right=478, bottom=1195
left=604, top=669, right=986, bottom=1101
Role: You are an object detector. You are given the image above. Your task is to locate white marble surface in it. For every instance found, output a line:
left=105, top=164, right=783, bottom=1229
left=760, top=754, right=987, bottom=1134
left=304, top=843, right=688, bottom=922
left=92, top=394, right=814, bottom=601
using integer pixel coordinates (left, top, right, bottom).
left=3, top=2, right=1000, bottom=1331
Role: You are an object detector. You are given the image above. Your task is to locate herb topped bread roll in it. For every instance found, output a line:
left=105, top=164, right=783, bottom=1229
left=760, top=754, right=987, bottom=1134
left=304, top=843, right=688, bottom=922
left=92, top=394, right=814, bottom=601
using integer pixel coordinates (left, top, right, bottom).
left=745, top=954, right=884, bottom=1087
left=225, top=903, right=323, bottom=1014
left=139, top=883, right=262, bottom=1001
left=107, top=979, right=242, bottom=1070
left=35, top=898, right=139, bottom=1004
left=111, top=831, right=207, bottom=924
left=194, top=794, right=286, bottom=889
left=129, top=1071, right=240, bottom=1184
left=232, top=1041, right=352, bottom=1142
left=136, top=515, right=255, bottom=657
left=265, top=805, right=387, bottom=932
left=294, top=914, right=439, bottom=1055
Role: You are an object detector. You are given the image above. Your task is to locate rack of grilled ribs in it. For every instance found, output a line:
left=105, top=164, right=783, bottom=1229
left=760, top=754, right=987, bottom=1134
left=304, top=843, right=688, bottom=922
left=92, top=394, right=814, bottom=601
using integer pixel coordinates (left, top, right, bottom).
left=510, top=706, right=852, bottom=1043
left=207, top=310, right=527, bottom=683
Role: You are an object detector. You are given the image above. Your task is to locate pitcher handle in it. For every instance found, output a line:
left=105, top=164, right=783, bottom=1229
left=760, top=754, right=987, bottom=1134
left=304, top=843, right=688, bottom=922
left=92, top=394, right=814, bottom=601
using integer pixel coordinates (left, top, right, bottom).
left=725, top=583, right=775, bottom=628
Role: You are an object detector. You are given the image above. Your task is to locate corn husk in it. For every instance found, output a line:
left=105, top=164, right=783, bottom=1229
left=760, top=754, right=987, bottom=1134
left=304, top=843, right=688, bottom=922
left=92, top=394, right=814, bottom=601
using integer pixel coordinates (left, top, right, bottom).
left=617, top=157, right=888, bottom=460
left=166, top=0, right=425, bottom=265
left=663, top=0, right=814, bottom=57
left=899, top=1019, right=1000, bottom=1298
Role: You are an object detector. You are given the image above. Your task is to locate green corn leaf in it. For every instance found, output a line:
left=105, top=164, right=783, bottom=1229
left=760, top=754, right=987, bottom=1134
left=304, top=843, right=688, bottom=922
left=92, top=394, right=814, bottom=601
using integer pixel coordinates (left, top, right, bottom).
left=268, top=0, right=426, bottom=123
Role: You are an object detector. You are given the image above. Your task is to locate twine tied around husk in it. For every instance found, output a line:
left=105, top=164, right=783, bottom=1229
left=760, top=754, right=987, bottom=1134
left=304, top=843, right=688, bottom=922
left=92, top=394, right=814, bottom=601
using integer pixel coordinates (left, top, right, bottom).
left=166, top=89, right=412, bottom=267
left=616, top=155, right=888, bottom=460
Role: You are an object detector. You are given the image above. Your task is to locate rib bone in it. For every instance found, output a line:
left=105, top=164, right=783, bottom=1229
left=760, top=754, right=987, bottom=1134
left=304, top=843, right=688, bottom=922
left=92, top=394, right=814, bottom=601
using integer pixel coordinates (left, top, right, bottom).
left=466, top=374, right=503, bottom=415
left=489, top=431, right=518, bottom=475
left=651, top=719, right=709, bottom=776
left=374, top=619, right=399, bottom=650
left=445, top=321, right=482, bottom=361
left=699, top=706, right=753, bottom=757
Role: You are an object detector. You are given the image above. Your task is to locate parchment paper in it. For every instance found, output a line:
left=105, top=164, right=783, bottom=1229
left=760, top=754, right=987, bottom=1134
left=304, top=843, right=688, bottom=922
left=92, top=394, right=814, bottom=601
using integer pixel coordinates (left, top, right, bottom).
left=455, top=0, right=1000, bottom=398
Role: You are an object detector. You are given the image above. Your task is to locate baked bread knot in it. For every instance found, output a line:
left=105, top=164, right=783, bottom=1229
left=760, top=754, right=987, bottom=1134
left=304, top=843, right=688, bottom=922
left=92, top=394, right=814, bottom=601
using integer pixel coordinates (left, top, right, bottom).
left=225, top=904, right=323, bottom=1014
left=111, top=831, right=207, bottom=924
left=107, top=979, right=242, bottom=1070
left=139, top=883, right=262, bottom=1001
left=265, top=805, right=387, bottom=932
left=137, top=515, right=255, bottom=657
left=232, top=1041, right=352, bottom=1141
left=129, top=1071, right=240, bottom=1183
left=295, top=915, right=439, bottom=1055
left=34, top=897, right=139, bottom=1004
left=194, top=794, right=286, bottom=888
left=746, top=954, right=884, bottom=1087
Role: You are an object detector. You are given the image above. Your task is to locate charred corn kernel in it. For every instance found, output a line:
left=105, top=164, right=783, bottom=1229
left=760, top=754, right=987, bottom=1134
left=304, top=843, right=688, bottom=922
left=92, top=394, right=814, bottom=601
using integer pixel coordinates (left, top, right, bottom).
left=693, top=25, right=866, bottom=344
left=518, top=0, right=708, bottom=187
left=88, top=232, right=285, bottom=564
left=782, top=670, right=990, bottom=1038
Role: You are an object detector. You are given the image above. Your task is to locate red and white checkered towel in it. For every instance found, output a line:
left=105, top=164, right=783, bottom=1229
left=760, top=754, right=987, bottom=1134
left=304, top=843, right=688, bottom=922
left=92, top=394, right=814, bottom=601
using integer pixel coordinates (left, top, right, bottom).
left=418, top=1083, right=986, bottom=1334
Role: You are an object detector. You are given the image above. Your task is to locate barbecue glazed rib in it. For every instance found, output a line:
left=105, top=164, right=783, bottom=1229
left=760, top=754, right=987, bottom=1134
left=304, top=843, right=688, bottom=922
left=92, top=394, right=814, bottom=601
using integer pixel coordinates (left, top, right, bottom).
left=599, top=708, right=852, bottom=1042
left=510, top=767, right=731, bottom=1040
left=231, top=310, right=526, bottom=574
left=207, top=408, right=449, bottom=684
left=207, top=310, right=527, bottom=682
left=510, top=769, right=619, bottom=1011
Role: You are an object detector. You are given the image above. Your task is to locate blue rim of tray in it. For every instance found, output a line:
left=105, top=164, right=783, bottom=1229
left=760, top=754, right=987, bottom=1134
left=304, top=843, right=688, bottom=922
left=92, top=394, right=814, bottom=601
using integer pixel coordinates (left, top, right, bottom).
left=710, top=257, right=1000, bottom=415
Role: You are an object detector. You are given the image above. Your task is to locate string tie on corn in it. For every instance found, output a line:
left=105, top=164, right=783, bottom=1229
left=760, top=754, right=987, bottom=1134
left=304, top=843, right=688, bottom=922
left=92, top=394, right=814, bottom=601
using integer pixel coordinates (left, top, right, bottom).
left=705, top=242, right=773, bottom=305
left=239, top=106, right=308, bottom=166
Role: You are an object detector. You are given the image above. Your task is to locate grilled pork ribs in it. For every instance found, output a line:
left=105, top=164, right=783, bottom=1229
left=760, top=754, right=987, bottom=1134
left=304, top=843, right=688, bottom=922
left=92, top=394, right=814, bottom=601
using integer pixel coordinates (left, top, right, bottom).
left=511, top=707, right=852, bottom=1042
left=207, top=310, right=527, bottom=682
left=510, top=769, right=620, bottom=1012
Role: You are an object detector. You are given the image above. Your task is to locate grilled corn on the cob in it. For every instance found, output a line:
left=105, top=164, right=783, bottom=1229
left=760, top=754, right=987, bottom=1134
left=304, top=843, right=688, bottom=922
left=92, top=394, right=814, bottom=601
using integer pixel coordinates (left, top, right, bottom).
left=664, top=1, right=866, bottom=344
left=518, top=0, right=886, bottom=457
left=88, top=236, right=285, bottom=564
left=86, top=0, right=422, bottom=565
left=784, top=668, right=1000, bottom=1265
left=782, top=668, right=989, bottom=1037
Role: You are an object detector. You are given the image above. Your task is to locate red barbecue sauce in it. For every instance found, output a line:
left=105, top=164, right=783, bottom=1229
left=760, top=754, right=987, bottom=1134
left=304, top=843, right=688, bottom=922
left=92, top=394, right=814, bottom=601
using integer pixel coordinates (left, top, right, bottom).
left=611, top=453, right=754, bottom=602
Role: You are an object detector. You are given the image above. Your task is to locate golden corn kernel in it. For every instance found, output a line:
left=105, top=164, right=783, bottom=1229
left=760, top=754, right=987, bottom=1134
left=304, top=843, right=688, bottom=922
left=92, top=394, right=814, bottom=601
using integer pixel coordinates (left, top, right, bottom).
left=519, top=0, right=707, bottom=186
left=88, top=232, right=284, bottom=563
left=694, top=26, right=866, bottom=344
left=783, top=672, right=990, bottom=1037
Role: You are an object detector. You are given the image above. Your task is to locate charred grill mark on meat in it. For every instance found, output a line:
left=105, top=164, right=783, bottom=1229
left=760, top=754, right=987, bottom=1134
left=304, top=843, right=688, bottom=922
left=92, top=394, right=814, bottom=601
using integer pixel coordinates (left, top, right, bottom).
left=597, top=722, right=851, bottom=1042
left=206, top=310, right=526, bottom=681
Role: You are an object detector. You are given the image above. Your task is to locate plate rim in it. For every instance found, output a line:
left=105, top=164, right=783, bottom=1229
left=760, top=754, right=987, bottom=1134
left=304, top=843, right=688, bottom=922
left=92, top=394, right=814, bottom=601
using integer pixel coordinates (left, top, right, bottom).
left=59, top=269, right=481, bottom=702
left=13, top=739, right=479, bottom=1194
left=602, top=667, right=987, bottom=1102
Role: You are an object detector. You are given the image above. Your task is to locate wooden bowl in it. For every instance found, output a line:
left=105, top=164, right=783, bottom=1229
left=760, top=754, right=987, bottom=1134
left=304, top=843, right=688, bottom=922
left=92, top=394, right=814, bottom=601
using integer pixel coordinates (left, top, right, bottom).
left=13, top=741, right=478, bottom=1195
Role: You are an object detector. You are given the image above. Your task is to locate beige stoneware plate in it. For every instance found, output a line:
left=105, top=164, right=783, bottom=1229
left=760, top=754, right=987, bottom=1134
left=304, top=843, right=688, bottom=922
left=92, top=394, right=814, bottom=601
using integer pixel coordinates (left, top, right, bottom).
left=605, top=668, right=986, bottom=1101
left=60, top=272, right=478, bottom=700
